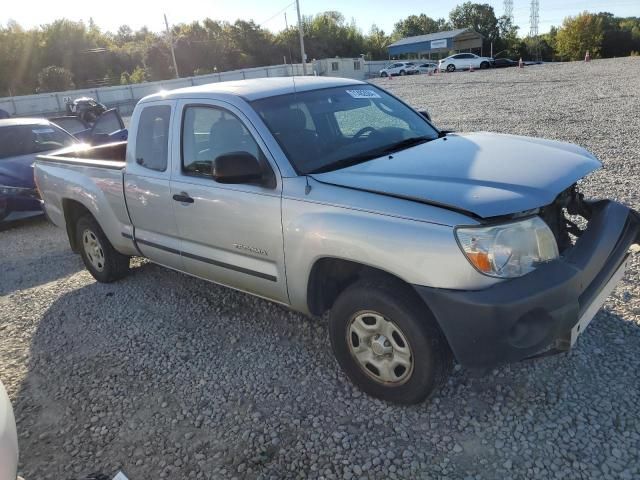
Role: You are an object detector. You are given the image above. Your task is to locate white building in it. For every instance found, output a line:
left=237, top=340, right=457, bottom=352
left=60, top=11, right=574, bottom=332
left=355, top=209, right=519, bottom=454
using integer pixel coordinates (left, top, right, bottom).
left=313, top=57, right=366, bottom=80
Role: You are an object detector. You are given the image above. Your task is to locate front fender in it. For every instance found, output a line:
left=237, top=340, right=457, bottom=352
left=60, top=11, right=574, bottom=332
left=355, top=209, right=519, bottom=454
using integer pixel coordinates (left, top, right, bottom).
left=282, top=195, right=498, bottom=314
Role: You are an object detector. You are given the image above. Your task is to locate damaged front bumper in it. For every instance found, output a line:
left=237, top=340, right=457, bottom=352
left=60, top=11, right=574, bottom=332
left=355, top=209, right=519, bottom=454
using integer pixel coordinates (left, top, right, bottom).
left=415, top=200, right=640, bottom=369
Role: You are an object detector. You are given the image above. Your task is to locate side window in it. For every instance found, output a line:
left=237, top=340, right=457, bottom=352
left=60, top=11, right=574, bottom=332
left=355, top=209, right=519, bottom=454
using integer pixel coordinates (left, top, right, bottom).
left=353, top=61, right=361, bottom=70
left=182, top=106, right=262, bottom=177
left=331, top=62, right=339, bottom=71
left=135, top=105, right=171, bottom=172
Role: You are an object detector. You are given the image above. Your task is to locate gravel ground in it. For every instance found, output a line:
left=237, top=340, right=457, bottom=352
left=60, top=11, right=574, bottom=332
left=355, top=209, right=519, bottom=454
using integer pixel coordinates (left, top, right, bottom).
left=2, top=57, right=640, bottom=480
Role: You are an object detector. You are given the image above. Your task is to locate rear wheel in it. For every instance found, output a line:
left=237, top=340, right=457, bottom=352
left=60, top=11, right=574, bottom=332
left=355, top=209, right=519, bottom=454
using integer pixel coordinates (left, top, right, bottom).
left=399, top=70, right=406, bottom=76
left=329, top=279, right=452, bottom=404
left=76, top=214, right=130, bottom=282
left=446, top=64, right=455, bottom=72
left=380, top=72, right=388, bottom=77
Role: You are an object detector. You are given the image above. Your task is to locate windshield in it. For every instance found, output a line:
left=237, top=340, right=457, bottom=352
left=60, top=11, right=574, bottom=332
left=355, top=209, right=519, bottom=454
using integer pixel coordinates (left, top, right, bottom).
left=251, top=85, right=438, bottom=174
left=0, top=124, right=76, bottom=159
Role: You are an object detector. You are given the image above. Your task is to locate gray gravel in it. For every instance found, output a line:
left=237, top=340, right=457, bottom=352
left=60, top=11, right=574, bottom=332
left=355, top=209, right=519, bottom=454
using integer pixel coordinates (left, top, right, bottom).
left=2, top=57, right=640, bottom=479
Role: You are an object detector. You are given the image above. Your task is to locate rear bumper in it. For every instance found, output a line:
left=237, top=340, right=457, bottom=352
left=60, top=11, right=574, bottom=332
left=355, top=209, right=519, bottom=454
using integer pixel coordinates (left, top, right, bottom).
left=415, top=200, right=640, bottom=369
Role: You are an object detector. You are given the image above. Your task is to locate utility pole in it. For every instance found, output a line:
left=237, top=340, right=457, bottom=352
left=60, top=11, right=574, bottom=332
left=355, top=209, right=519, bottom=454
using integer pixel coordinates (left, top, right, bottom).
left=504, top=0, right=514, bottom=23
left=295, top=0, right=307, bottom=75
left=164, top=14, right=180, bottom=78
left=529, top=0, right=540, bottom=61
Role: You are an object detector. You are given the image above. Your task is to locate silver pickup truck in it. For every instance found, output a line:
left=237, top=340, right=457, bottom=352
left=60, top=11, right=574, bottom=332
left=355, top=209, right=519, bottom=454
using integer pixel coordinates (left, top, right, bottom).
left=35, top=77, right=640, bottom=404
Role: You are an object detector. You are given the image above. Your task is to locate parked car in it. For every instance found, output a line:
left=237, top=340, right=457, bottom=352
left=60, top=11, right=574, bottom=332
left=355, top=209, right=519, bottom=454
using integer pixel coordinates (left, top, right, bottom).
left=0, top=380, right=18, bottom=480
left=491, top=58, right=519, bottom=68
left=406, top=62, right=438, bottom=75
left=379, top=62, right=415, bottom=77
left=50, top=109, right=128, bottom=145
left=438, top=53, right=493, bottom=72
left=0, top=109, right=10, bottom=120
left=0, top=118, right=77, bottom=222
left=35, top=77, right=640, bottom=404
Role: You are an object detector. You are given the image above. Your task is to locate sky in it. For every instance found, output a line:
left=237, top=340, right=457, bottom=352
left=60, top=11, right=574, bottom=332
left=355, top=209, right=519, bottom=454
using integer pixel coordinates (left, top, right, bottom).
left=3, top=0, right=639, bottom=36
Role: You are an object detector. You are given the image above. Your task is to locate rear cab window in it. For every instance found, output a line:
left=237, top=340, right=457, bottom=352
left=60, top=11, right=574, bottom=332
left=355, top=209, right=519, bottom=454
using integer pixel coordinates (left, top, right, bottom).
left=134, top=105, right=171, bottom=172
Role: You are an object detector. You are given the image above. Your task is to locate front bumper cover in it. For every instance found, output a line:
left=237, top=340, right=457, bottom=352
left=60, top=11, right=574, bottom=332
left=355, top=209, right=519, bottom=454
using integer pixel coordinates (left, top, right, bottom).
left=415, top=200, right=640, bottom=369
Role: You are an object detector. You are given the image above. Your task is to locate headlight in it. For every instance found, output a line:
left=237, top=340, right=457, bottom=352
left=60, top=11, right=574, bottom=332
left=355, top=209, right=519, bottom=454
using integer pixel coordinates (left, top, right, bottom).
left=455, top=216, right=559, bottom=278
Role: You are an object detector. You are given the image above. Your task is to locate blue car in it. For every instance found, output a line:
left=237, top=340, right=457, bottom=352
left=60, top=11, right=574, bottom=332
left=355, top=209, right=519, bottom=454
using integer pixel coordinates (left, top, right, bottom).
left=0, top=118, right=78, bottom=222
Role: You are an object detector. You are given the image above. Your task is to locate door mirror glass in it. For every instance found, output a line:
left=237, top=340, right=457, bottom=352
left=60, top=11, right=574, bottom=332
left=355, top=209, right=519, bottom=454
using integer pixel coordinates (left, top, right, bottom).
left=213, top=152, right=264, bottom=184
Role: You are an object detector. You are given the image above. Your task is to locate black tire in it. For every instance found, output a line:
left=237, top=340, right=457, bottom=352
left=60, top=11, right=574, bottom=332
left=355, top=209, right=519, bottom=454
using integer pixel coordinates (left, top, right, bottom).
left=329, top=279, right=452, bottom=404
left=76, top=214, right=130, bottom=283
left=380, top=72, right=388, bottom=77
left=480, top=61, right=490, bottom=69
left=446, top=64, right=455, bottom=72
left=399, top=70, right=406, bottom=76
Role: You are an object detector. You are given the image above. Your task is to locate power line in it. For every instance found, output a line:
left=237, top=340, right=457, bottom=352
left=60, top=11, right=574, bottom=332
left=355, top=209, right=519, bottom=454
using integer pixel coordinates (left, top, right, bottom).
left=258, top=1, right=295, bottom=27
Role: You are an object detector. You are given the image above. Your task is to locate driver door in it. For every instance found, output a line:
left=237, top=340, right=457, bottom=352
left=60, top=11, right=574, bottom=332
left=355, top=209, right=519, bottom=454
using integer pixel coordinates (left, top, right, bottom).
left=169, top=99, right=288, bottom=304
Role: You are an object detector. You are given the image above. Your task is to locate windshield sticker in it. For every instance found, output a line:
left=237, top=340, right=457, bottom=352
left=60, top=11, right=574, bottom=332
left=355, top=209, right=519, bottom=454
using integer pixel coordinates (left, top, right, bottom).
left=345, top=89, right=381, bottom=99
left=32, top=128, right=55, bottom=134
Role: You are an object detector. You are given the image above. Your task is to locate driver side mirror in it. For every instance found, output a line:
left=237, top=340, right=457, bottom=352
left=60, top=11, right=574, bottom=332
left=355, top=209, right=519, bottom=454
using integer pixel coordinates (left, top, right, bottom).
left=213, top=152, right=266, bottom=185
left=418, top=110, right=432, bottom=122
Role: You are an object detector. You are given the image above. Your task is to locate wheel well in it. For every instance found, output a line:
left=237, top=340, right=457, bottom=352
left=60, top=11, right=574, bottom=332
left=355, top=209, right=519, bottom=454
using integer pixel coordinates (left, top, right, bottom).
left=307, top=258, right=421, bottom=316
left=62, top=199, right=92, bottom=253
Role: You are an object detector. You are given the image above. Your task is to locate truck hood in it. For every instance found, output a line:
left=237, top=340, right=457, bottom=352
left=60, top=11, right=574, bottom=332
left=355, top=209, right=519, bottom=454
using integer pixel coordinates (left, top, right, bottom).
left=311, top=132, right=601, bottom=218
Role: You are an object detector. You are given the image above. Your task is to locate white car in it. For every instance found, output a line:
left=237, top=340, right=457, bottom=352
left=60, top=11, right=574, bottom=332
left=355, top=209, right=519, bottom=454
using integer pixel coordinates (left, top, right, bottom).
left=406, top=62, right=438, bottom=75
left=379, top=62, right=415, bottom=77
left=438, top=53, right=493, bottom=72
left=0, top=381, right=18, bottom=480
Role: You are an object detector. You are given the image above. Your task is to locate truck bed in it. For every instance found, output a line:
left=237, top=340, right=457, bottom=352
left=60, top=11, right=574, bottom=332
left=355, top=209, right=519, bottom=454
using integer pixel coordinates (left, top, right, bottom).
left=37, top=141, right=127, bottom=170
left=34, top=140, right=138, bottom=258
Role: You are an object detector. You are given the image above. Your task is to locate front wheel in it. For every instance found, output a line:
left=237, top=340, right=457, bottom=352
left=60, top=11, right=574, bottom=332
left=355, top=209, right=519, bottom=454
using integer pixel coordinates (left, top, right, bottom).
left=399, top=70, right=406, bottom=76
left=480, top=61, right=490, bottom=69
left=76, top=214, right=130, bottom=283
left=446, top=64, right=455, bottom=72
left=329, top=280, right=452, bottom=404
left=380, top=72, right=388, bottom=77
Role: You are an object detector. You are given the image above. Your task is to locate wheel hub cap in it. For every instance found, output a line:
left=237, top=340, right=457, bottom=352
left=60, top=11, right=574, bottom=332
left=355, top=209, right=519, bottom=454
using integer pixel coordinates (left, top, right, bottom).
left=347, top=312, right=414, bottom=385
left=82, top=229, right=105, bottom=272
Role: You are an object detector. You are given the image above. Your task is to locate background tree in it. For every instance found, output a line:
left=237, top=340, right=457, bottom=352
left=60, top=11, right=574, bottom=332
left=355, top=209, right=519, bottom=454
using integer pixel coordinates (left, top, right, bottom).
left=449, top=2, right=499, bottom=53
left=36, top=65, right=75, bottom=92
left=392, top=14, right=448, bottom=40
left=555, top=12, right=604, bottom=60
left=364, top=25, right=390, bottom=60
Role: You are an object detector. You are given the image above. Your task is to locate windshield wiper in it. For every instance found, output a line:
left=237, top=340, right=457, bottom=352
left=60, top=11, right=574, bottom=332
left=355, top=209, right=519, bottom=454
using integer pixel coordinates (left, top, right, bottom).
left=379, top=136, right=432, bottom=154
left=308, top=136, right=433, bottom=174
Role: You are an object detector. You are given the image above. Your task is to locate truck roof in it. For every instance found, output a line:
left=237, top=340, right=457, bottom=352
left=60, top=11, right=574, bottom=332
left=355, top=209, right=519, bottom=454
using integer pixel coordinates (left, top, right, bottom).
left=139, top=76, right=367, bottom=103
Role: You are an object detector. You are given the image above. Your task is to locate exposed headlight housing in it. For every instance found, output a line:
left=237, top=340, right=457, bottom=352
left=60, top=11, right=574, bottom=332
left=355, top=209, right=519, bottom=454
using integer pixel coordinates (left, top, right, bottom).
left=455, top=216, right=559, bottom=278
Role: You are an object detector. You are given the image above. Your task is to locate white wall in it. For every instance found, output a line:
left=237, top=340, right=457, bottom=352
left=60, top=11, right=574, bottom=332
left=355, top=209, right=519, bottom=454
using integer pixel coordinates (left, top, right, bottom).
left=0, top=63, right=310, bottom=117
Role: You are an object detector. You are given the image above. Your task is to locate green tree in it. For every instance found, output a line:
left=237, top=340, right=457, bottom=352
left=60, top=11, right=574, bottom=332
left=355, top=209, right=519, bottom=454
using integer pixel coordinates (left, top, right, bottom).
left=555, top=12, right=604, bottom=60
left=392, top=14, right=448, bottom=40
left=449, top=2, right=499, bottom=43
left=364, top=25, right=390, bottom=60
left=36, top=65, right=75, bottom=92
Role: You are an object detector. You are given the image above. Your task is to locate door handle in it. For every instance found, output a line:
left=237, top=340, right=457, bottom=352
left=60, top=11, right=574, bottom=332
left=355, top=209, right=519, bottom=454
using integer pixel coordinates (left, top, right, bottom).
left=172, top=192, right=194, bottom=204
